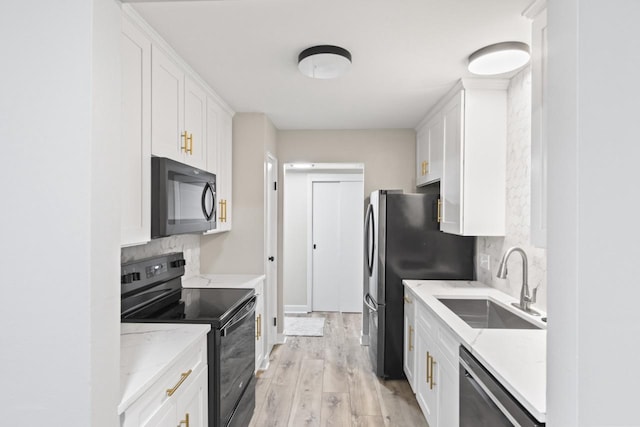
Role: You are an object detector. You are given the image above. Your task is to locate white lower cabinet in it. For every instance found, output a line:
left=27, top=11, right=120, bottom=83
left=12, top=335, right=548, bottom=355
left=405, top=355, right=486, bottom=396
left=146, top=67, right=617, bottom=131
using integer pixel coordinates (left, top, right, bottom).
left=412, top=293, right=460, bottom=427
left=122, top=338, right=208, bottom=427
left=403, top=290, right=417, bottom=391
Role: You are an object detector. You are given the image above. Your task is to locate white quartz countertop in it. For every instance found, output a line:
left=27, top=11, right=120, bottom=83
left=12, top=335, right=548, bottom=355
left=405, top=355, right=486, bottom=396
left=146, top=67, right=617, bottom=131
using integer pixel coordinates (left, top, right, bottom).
left=182, top=274, right=265, bottom=289
left=118, top=323, right=210, bottom=414
left=403, top=280, right=546, bottom=422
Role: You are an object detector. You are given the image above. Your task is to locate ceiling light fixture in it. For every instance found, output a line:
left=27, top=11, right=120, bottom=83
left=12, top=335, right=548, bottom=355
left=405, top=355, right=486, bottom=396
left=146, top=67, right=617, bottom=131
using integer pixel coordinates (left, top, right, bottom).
left=468, top=41, right=530, bottom=75
left=298, top=45, right=352, bottom=79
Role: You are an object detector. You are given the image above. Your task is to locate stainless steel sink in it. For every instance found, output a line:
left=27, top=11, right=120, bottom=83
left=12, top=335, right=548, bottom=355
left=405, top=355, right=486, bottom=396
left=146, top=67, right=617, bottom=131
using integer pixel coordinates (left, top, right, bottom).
left=437, top=298, right=542, bottom=330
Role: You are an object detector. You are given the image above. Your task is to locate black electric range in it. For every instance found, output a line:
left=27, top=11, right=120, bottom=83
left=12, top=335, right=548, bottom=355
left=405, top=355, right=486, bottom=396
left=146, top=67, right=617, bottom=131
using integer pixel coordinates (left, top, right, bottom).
left=121, top=252, right=256, bottom=427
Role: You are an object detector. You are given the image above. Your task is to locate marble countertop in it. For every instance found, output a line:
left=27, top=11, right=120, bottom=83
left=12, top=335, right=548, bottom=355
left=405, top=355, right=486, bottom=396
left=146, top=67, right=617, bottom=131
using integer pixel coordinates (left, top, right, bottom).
left=182, top=274, right=265, bottom=289
left=403, top=280, right=546, bottom=422
left=118, top=323, right=211, bottom=414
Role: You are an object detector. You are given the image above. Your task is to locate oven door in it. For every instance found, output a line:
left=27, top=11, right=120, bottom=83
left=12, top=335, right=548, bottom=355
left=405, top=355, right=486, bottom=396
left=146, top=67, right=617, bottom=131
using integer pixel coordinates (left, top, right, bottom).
left=218, top=296, right=256, bottom=427
left=152, top=157, right=217, bottom=238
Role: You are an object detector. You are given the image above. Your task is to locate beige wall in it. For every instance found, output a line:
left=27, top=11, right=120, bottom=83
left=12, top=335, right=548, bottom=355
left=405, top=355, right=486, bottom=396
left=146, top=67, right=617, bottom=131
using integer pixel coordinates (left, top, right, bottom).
left=276, top=129, right=415, bottom=323
left=201, top=113, right=276, bottom=274
left=277, top=130, right=416, bottom=196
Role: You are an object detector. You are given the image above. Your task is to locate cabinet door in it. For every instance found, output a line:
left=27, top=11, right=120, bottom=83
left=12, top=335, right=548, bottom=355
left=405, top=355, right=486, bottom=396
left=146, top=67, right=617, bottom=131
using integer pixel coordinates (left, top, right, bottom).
left=151, top=46, right=185, bottom=161
left=176, top=367, right=208, bottom=427
left=415, top=322, right=438, bottom=427
left=140, top=398, right=176, bottom=427
left=206, top=97, right=221, bottom=175
left=440, top=91, right=464, bottom=235
left=403, top=292, right=416, bottom=391
left=184, top=77, right=207, bottom=169
left=416, top=125, right=430, bottom=186
left=217, top=112, right=233, bottom=231
left=426, top=114, right=444, bottom=184
left=255, top=289, right=265, bottom=372
left=436, top=356, right=458, bottom=427
left=120, top=18, right=151, bottom=247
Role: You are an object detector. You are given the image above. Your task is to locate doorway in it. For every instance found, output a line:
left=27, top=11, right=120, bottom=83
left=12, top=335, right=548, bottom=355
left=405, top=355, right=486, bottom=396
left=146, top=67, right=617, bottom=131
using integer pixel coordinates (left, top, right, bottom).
left=265, top=153, right=278, bottom=352
left=282, top=163, right=364, bottom=314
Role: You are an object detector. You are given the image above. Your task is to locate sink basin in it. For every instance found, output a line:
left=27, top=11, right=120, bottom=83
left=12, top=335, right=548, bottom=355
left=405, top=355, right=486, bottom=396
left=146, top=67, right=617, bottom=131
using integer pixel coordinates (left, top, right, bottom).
left=437, top=298, right=542, bottom=330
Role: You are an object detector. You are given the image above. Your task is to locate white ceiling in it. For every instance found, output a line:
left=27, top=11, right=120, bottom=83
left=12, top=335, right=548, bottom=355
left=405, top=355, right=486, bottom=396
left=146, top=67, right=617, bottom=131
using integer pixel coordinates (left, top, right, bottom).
left=132, top=0, right=532, bottom=130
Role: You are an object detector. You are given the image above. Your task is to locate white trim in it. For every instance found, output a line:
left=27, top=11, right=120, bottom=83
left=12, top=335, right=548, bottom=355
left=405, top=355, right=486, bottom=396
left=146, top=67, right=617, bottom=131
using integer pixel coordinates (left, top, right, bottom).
left=285, top=162, right=364, bottom=172
left=522, top=0, right=547, bottom=19
left=284, top=305, right=309, bottom=313
left=275, top=334, right=287, bottom=345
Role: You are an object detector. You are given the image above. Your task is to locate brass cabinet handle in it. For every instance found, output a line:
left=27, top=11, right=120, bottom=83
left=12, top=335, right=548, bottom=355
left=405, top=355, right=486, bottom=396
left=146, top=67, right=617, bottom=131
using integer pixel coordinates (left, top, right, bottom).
left=166, top=369, right=192, bottom=396
left=429, top=355, right=436, bottom=390
left=187, top=133, right=193, bottom=155
left=426, top=352, right=431, bottom=384
left=181, top=131, right=189, bottom=153
left=404, top=296, right=412, bottom=304
left=424, top=161, right=429, bottom=175
left=437, top=199, right=442, bottom=223
left=256, top=316, right=259, bottom=340
left=223, top=199, right=227, bottom=222
left=408, top=326, right=413, bottom=351
left=178, top=413, right=190, bottom=427
left=258, top=314, right=262, bottom=339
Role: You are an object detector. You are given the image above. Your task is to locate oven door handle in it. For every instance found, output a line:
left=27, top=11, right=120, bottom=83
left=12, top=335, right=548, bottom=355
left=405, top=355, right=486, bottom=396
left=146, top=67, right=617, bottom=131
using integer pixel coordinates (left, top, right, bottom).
left=363, top=293, right=377, bottom=312
left=221, top=296, right=257, bottom=337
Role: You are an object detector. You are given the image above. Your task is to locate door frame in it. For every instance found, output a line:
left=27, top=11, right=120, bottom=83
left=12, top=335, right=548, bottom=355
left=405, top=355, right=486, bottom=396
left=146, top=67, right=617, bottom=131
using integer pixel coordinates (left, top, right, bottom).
left=265, top=152, right=279, bottom=352
left=306, top=172, right=364, bottom=311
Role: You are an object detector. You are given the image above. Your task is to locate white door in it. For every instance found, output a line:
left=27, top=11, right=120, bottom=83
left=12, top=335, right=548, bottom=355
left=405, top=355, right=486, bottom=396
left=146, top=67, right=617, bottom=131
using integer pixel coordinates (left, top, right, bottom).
left=312, top=182, right=341, bottom=311
left=265, top=154, right=278, bottom=350
left=338, top=181, right=363, bottom=312
left=184, top=77, right=207, bottom=169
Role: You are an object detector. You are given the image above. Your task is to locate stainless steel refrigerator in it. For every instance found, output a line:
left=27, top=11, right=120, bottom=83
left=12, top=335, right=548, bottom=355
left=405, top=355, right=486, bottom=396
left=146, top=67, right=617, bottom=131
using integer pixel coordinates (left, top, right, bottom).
left=363, top=190, right=475, bottom=379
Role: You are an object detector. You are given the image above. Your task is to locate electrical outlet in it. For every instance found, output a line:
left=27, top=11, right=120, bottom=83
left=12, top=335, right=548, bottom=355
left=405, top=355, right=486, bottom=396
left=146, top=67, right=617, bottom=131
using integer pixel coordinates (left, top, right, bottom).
left=479, top=253, right=491, bottom=271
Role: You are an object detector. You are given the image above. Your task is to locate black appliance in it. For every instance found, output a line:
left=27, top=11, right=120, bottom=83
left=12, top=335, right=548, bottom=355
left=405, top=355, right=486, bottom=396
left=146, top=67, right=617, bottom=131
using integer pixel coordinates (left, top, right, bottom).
left=152, top=157, right=217, bottom=238
left=121, top=252, right=256, bottom=427
left=460, top=346, right=545, bottom=426
left=363, top=190, right=475, bottom=379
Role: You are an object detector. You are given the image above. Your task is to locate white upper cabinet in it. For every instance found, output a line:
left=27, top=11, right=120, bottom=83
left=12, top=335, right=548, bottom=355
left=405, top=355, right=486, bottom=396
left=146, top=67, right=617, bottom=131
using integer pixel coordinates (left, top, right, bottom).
left=205, top=97, right=233, bottom=234
left=418, top=79, right=508, bottom=236
left=184, top=77, right=208, bottom=170
left=151, top=45, right=186, bottom=161
left=526, top=0, right=548, bottom=248
left=416, top=113, right=444, bottom=186
left=120, top=16, right=151, bottom=247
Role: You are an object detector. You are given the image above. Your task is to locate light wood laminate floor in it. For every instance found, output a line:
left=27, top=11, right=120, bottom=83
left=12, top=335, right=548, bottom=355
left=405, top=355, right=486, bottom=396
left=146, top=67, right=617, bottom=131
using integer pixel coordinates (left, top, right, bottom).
left=249, top=312, right=428, bottom=427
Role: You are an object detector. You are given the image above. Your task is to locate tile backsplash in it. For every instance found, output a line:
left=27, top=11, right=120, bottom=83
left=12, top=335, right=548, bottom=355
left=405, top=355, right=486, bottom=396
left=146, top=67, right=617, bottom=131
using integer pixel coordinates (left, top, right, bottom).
left=476, top=66, right=548, bottom=311
left=121, top=234, right=201, bottom=279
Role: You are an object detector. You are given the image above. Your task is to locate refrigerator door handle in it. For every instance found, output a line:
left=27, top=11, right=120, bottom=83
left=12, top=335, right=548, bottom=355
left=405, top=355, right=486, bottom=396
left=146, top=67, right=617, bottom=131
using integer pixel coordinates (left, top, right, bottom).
left=365, top=204, right=375, bottom=276
left=363, top=293, right=377, bottom=312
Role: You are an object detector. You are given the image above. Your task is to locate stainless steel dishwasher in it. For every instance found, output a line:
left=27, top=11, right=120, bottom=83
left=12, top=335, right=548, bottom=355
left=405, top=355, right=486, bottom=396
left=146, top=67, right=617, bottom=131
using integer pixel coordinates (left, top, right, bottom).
left=459, top=346, right=545, bottom=427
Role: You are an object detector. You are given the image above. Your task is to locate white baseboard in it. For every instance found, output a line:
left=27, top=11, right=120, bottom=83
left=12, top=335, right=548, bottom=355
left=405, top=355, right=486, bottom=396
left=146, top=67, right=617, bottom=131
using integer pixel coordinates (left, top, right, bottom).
left=284, top=304, right=309, bottom=314
left=275, top=333, right=287, bottom=345
left=360, top=334, right=369, bottom=346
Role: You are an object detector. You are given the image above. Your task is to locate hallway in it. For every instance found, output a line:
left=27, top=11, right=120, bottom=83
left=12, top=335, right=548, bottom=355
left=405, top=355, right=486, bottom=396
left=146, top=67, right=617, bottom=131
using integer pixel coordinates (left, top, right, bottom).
left=249, top=312, right=427, bottom=427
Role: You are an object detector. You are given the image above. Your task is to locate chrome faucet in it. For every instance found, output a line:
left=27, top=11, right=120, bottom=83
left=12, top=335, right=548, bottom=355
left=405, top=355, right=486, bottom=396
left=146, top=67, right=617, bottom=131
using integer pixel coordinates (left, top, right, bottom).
left=496, top=247, right=540, bottom=316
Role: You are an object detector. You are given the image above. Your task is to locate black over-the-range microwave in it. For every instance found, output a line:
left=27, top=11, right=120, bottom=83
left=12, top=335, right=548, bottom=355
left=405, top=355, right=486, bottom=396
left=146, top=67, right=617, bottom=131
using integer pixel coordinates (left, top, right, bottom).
left=151, top=157, right=216, bottom=238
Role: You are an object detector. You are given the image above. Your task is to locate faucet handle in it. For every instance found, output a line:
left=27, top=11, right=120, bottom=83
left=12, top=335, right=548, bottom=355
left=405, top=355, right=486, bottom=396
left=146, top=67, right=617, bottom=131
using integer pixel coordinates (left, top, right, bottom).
left=530, top=286, right=539, bottom=304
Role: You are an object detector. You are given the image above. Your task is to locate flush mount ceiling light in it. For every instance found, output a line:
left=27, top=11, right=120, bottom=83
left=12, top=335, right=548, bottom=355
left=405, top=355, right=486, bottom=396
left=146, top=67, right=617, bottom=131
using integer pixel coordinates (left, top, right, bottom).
left=298, top=45, right=352, bottom=79
left=468, top=41, right=530, bottom=75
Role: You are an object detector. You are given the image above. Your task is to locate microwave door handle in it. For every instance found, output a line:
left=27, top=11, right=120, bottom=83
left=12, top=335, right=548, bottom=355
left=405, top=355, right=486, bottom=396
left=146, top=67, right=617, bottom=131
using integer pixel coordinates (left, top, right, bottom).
left=201, top=182, right=214, bottom=221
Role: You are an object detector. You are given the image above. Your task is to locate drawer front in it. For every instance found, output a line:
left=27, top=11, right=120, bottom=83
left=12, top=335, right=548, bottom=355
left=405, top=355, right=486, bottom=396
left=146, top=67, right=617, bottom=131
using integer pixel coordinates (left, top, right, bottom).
left=122, top=337, right=207, bottom=427
left=416, top=301, right=437, bottom=337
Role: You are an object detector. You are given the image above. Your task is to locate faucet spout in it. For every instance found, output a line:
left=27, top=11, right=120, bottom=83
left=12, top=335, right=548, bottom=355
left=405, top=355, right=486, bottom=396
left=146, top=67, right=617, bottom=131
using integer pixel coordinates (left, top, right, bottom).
left=496, top=247, right=540, bottom=316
